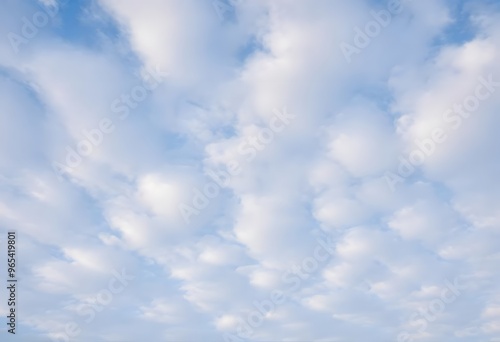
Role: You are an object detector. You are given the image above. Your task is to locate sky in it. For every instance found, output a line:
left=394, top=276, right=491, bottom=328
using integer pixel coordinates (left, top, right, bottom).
left=1, top=0, right=500, bottom=341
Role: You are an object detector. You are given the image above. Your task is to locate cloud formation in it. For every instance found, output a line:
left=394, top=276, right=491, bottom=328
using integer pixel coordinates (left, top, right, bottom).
left=1, top=0, right=500, bottom=341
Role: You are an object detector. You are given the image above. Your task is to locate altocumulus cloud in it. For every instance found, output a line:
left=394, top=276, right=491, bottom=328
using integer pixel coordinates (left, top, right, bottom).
left=0, top=0, right=499, bottom=341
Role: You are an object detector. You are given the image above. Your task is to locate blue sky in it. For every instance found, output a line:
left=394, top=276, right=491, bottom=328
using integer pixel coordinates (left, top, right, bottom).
left=1, top=0, right=500, bottom=341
